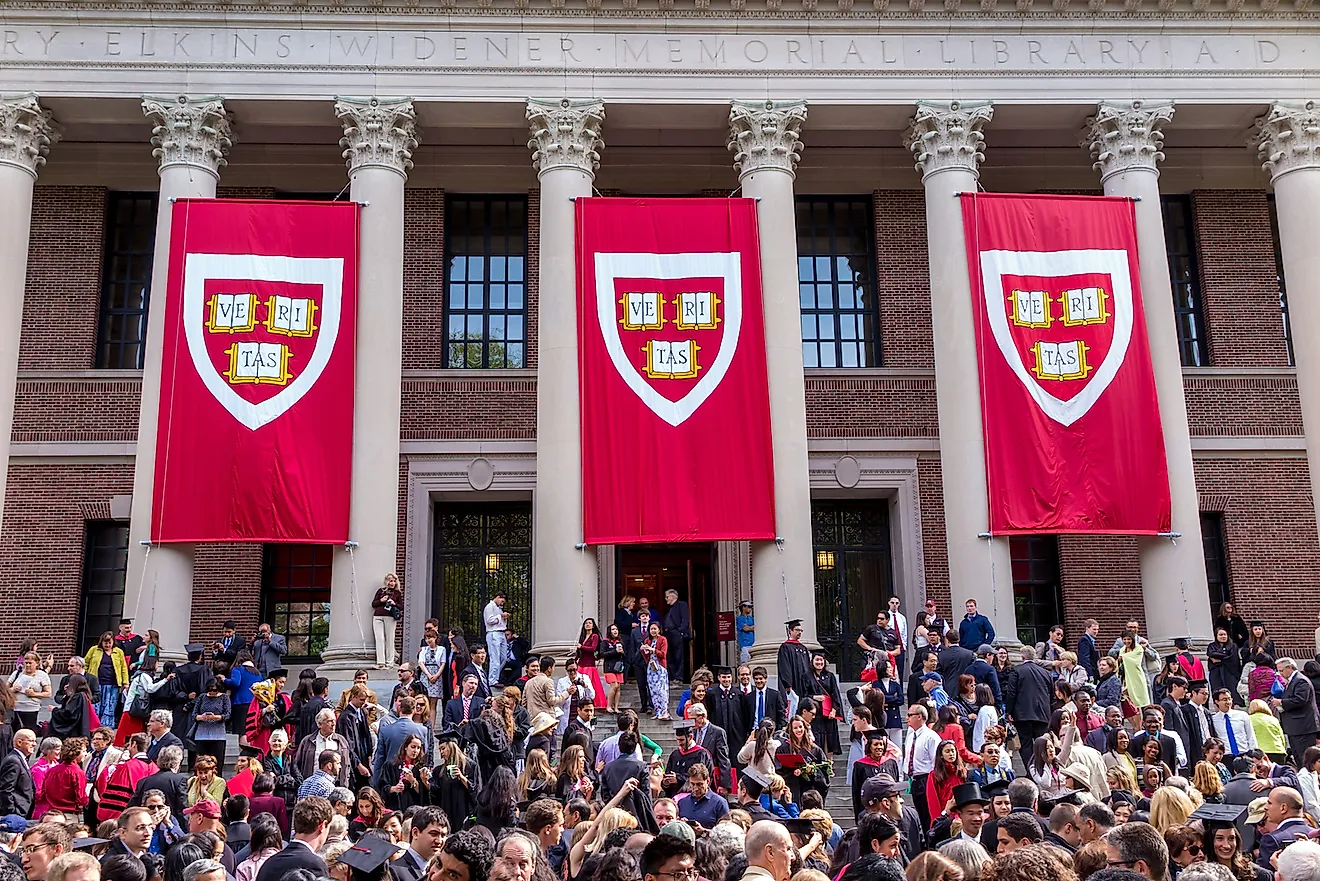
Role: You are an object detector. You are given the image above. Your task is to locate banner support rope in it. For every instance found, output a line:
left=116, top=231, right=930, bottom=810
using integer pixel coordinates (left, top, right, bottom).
left=774, top=536, right=790, bottom=621
left=345, top=541, right=368, bottom=648
left=133, top=540, right=152, bottom=630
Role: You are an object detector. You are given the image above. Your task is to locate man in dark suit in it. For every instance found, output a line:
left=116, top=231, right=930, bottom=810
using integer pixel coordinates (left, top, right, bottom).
left=1257, top=786, right=1317, bottom=870
left=1160, top=677, right=1193, bottom=772
left=1276, top=658, right=1320, bottom=765
left=663, top=589, right=692, bottom=682
left=562, top=702, right=598, bottom=765
left=627, top=610, right=654, bottom=714
left=130, top=744, right=189, bottom=819
left=442, top=674, right=487, bottom=732
left=1182, top=680, right=1216, bottom=767
left=336, top=686, right=374, bottom=789
left=144, top=711, right=184, bottom=763
left=464, top=648, right=493, bottom=699
left=213, top=621, right=247, bottom=666
left=743, top=666, right=787, bottom=731
left=936, top=630, right=975, bottom=693
left=252, top=623, right=288, bottom=678
left=391, top=806, right=448, bottom=881
left=689, top=703, right=732, bottom=793
left=599, top=731, right=650, bottom=800
left=1004, top=647, right=1054, bottom=770
left=0, top=729, right=35, bottom=818
left=1078, top=620, right=1101, bottom=683
left=255, top=796, right=334, bottom=881
left=1131, top=709, right=1180, bottom=772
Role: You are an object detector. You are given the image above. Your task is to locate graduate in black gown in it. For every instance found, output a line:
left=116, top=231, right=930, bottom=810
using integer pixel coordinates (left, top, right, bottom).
left=850, top=730, right=901, bottom=819
left=807, top=652, right=844, bottom=759
left=707, top=667, right=749, bottom=760
left=777, top=619, right=814, bottom=718
left=662, top=721, right=712, bottom=797
left=429, top=733, right=476, bottom=829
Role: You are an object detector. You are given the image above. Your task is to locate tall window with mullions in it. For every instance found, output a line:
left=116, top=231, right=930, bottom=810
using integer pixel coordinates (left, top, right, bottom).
left=1010, top=536, right=1063, bottom=648
left=445, top=196, right=528, bottom=369
left=795, top=197, right=881, bottom=368
left=1160, top=195, right=1210, bottom=367
left=96, top=193, right=159, bottom=369
left=78, top=522, right=130, bottom=653
left=261, top=545, right=333, bottom=663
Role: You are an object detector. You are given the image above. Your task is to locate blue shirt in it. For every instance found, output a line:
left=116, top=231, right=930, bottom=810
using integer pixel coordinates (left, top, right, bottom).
left=678, top=790, right=730, bottom=828
left=298, top=769, right=337, bottom=800
left=735, top=615, right=755, bottom=648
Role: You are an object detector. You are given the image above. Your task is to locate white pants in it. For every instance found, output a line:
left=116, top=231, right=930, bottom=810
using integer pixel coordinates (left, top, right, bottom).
left=373, top=615, right=396, bottom=667
left=486, top=631, right=506, bottom=682
left=739, top=645, right=751, bottom=666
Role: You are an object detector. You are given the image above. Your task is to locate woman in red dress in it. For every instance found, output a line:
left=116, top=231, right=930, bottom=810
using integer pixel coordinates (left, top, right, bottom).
left=576, top=618, right=608, bottom=709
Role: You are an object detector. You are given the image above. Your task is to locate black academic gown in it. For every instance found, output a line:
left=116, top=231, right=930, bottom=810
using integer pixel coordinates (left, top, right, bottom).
left=850, top=755, right=900, bottom=820
left=709, top=686, right=749, bottom=758
left=808, top=670, right=843, bottom=754
left=663, top=745, right=712, bottom=797
left=777, top=640, right=814, bottom=707
left=429, top=767, right=475, bottom=828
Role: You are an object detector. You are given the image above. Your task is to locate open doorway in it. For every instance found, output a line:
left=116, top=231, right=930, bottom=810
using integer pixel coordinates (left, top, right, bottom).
left=616, top=543, right=715, bottom=680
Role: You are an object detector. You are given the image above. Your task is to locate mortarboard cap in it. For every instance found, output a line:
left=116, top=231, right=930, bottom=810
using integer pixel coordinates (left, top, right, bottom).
left=674, top=720, right=695, bottom=733
left=1189, top=680, right=1210, bottom=691
left=780, top=818, right=816, bottom=838
left=1250, top=620, right=1265, bottom=628
left=268, top=668, right=289, bottom=679
left=72, top=837, right=109, bottom=851
left=119, top=618, right=133, bottom=625
left=1040, top=790, right=1083, bottom=811
left=741, top=768, right=771, bottom=795
left=863, top=729, right=890, bottom=743
left=1106, top=790, right=1137, bottom=807
left=184, top=644, right=204, bottom=656
left=785, top=619, right=803, bottom=628
left=1190, top=803, right=1248, bottom=828
left=712, top=666, right=733, bottom=677
left=981, top=779, right=1010, bottom=799
left=338, top=833, right=401, bottom=873
left=1174, top=638, right=1190, bottom=650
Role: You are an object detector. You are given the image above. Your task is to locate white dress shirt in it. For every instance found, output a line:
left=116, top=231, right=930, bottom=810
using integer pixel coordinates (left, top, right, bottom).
left=1213, top=709, right=1258, bottom=754
left=902, top=724, right=941, bottom=778
left=483, top=600, right=507, bottom=633
left=891, top=611, right=908, bottom=650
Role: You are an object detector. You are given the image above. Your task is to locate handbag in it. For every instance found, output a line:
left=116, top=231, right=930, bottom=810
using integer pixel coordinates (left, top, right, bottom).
left=127, top=685, right=152, bottom=720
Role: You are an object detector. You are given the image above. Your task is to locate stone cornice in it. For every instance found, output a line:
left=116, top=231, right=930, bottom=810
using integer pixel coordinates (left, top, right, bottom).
left=0, top=92, right=60, bottom=178
left=335, top=96, right=418, bottom=176
left=141, top=94, right=232, bottom=177
left=526, top=98, right=604, bottom=178
left=904, top=99, right=993, bottom=181
left=1252, top=99, right=1320, bottom=181
left=728, top=99, right=807, bottom=179
left=1083, top=98, right=1174, bottom=181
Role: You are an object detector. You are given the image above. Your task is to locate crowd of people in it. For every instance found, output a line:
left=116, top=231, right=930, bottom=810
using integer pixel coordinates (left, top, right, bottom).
left=1, top=582, right=1320, bottom=881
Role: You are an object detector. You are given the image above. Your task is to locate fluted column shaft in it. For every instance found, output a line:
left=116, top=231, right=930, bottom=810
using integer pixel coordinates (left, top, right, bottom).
left=1253, top=100, right=1320, bottom=540
left=124, top=96, right=232, bottom=658
left=1085, top=100, right=1211, bottom=648
left=526, top=98, right=603, bottom=660
left=728, top=100, right=819, bottom=667
left=904, top=101, right=1019, bottom=645
left=322, top=98, right=416, bottom=672
left=0, top=94, right=58, bottom=533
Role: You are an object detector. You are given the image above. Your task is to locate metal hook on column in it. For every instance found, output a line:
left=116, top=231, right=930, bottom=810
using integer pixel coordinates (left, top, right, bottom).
left=345, top=540, right=368, bottom=646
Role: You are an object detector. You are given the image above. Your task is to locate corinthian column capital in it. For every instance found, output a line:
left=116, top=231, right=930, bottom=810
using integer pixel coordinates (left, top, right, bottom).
left=526, top=98, right=605, bottom=179
left=904, top=100, right=993, bottom=182
left=0, top=93, right=60, bottom=178
left=727, top=99, right=807, bottom=180
left=1083, top=99, right=1175, bottom=182
left=335, top=97, right=418, bottom=178
left=141, top=95, right=232, bottom=178
left=1252, top=100, right=1320, bottom=183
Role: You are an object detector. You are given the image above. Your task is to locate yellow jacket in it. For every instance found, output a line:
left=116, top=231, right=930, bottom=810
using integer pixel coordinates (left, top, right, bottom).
left=83, top=645, right=129, bottom=687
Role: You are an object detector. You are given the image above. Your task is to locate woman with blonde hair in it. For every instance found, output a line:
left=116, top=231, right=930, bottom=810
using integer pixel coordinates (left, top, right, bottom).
left=554, top=744, right=593, bottom=801
left=517, top=748, right=556, bottom=800
left=429, top=737, right=473, bottom=829
left=371, top=572, right=404, bottom=669
left=1149, top=785, right=1196, bottom=833
left=907, top=850, right=966, bottom=881
left=1248, top=698, right=1288, bottom=761
left=1192, top=761, right=1225, bottom=803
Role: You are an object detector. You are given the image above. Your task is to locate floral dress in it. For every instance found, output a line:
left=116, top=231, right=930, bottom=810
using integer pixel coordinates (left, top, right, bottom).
left=644, top=635, right=670, bottom=719
left=418, top=644, right=448, bottom=700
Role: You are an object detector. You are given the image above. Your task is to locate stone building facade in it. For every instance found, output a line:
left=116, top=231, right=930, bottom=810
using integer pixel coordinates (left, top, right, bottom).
left=1, top=0, right=1318, bottom=676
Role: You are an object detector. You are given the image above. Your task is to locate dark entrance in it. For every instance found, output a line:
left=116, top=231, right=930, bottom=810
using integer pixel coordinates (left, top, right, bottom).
left=616, top=543, right=714, bottom=680
left=812, top=499, right=895, bottom=675
left=432, top=502, right=533, bottom=642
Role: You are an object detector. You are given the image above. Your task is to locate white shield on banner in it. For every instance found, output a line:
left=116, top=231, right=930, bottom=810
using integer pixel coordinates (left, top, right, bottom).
left=182, top=252, right=344, bottom=431
left=594, top=251, right=743, bottom=427
left=978, top=248, right=1133, bottom=428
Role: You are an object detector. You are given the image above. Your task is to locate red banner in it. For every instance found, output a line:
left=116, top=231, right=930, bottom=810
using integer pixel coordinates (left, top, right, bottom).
left=962, top=193, right=1171, bottom=534
left=151, top=199, right=359, bottom=543
left=577, top=198, right=775, bottom=544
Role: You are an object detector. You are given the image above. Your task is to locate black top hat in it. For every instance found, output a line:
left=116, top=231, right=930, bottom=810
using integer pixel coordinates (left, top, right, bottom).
left=952, top=782, right=990, bottom=810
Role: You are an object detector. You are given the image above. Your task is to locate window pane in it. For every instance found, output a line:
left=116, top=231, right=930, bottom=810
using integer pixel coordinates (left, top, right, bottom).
left=445, top=196, right=530, bottom=369
left=795, top=197, right=881, bottom=367
left=97, top=193, right=159, bottom=369
left=1160, top=195, right=1208, bottom=367
left=261, top=544, right=333, bottom=663
left=1009, top=536, right=1063, bottom=647
left=79, top=522, right=130, bottom=652
left=1201, top=512, right=1231, bottom=614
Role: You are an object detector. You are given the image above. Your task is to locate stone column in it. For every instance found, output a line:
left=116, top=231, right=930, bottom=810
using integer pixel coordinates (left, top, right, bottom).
left=903, top=101, right=1019, bottom=645
left=1084, top=100, right=1212, bottom=648
left=727, top=100, right=819, bottom=667
left=1252, top=101, right=1320, bottom=539
left=526, top=98, right=604, bottom=660
left=0, top=94, right=59, bottom=530
left=321, top=98, right=417, bottom=674
left=123, top=96, right=232, bottom=658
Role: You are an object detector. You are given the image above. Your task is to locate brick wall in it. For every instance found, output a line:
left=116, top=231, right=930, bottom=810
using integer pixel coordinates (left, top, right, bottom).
left=805, top=376, right=937, bottom=437
left=191, top=545, right=264, bottom=644
left=403, top=189, right=446, bottom=369
left=1185, top=375, right=1302, bottom=437
left=12, top=378, right=141, bottom=442
left=1058, top=535, right=1145, bottom=647
left=1193, top=190, right=1290, bottom=368
left=20, top=186, right=106, bottom=370
left=874, top=190, right=933, bottom=368
left=400, top=376, right=537, bottom=438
